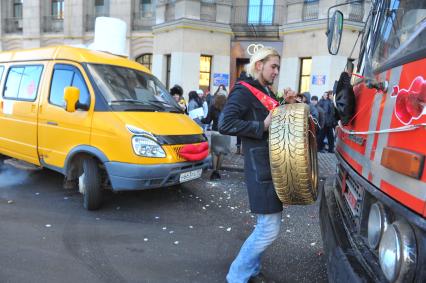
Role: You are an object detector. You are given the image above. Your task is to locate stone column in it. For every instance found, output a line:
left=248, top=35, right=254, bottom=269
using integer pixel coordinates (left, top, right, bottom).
left=110, top=0, right=132, bottom=56
left=175, top=0, right=200, bottom=20
left=64, top=0, right=84, bottom=45
left=23, top=0, right=41, bottom=49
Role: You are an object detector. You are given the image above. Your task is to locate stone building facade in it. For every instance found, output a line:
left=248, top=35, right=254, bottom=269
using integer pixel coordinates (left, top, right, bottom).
left=0, top=0, right=370, bottom=98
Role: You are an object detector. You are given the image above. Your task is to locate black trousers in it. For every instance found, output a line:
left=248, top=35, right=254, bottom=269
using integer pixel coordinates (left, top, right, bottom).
left=318, top=126, right=334, bottom=152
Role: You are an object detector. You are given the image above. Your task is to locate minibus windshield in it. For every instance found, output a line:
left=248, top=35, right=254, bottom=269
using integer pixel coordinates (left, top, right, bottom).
left=87, top=64, right=183, bottom=113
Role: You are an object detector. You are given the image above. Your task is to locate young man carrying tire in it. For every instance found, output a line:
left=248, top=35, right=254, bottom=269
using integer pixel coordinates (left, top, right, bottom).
left=219, top=47, right=288, bottom=283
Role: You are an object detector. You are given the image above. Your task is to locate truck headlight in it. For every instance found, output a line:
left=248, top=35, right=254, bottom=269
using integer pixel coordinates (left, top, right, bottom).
left=132, top=136, right=166, bottom=158
left=379, top=220, right=416, bottom=282
left=367, top=202, right=389, bottom=249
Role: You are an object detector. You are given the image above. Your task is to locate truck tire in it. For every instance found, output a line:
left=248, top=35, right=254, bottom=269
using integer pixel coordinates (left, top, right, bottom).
left=269, top=103, right=319, bottom=205
left=79, top=157, right=102, bottom=210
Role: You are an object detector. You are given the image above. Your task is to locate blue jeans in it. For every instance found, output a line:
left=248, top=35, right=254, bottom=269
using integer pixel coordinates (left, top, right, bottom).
left=226, top=212, right=282, bottom=283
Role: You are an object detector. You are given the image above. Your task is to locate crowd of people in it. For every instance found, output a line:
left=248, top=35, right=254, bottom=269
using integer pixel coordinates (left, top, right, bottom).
left=169, top=83, right=336, bottom=156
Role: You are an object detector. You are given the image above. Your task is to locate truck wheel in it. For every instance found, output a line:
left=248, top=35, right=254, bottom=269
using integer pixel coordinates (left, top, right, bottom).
left=269, top=103, right=319, bottom=205
left=79, top=157, right=102, bottom=210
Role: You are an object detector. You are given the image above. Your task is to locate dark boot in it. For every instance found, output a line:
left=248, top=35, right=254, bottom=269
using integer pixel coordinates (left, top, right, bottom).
left=210, top=170, right=221, bottom=180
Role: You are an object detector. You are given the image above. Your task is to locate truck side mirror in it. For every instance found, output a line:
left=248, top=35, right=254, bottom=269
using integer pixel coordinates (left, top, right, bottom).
left=64, top=86, right=80, bottom=112
left=327, top=10, right=344, bottom=55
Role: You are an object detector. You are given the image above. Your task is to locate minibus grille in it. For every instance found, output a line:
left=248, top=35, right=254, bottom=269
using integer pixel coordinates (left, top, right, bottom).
left=170, top=145, right=186, bottom=162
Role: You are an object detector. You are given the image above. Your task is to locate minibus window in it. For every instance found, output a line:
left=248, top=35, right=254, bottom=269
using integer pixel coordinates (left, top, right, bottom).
left=50, top=66, right=90, bottom=109
left=4, top=67, right=24, bottom=99
left=4, top=65, right=43, bottom=101
left=50, top=69, right=73, bottom=107
left=87, top=64, right=182, bottom=113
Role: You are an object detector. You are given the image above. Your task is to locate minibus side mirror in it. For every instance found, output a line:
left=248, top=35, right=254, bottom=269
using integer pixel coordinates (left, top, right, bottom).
left=326, top=10, right=344, bottom=55
left=64, top=86, right=80, bottom=112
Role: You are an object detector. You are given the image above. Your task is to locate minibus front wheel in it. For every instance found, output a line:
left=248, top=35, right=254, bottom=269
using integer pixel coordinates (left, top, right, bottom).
left=79, top=157, right=102, bottom=210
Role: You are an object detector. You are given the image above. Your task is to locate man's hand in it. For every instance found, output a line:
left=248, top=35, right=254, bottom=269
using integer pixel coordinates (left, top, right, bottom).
left=264, top=111, right=273, bottom=131
left=284, top=88, right=297, bottom=104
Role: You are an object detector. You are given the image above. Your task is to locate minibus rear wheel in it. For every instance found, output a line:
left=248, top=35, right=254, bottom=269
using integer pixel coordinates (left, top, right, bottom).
left=79, top=157, right=102, bottom=210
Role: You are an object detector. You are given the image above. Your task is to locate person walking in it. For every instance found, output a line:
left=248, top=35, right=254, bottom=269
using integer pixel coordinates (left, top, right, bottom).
left=318, top=91, right=335, bottom=153
left=219, top=47, right=282, bottom=283
left=202, top=94, right=230, bottom=180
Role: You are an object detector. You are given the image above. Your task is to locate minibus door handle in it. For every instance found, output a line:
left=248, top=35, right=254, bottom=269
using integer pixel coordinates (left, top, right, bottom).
left=47, top=121, right=58, bottom=126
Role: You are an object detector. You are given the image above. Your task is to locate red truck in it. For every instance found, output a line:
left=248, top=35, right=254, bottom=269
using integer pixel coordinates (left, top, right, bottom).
left=321, top=0, right=426, bottom=282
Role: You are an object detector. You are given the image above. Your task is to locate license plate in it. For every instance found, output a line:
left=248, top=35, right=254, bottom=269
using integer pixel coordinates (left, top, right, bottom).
left=179, top=169, right=202, bottom=183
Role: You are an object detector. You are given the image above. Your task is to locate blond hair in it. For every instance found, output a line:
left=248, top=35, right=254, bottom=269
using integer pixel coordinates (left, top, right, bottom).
left=246, top=47, right=280, bottom=79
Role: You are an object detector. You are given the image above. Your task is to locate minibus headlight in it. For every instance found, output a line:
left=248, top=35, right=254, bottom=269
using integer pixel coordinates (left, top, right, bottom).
left=132, top=136, right=166, bottom=158
left=367, top=202, right=389, bottom=249
left=379, top=220, right=416, bottom=282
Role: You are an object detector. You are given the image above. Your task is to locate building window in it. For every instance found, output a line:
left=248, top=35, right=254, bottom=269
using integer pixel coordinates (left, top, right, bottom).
left=302, top=0, right=319, bottom=21
left=248, top=0, right=274, bottom=25
left=52, top=0, right=64, bottom=19
left=199, top=55, right=212, bottom=90
left=140, top=0, right=153, bottom=17
left=299, top=58, right=312, bottom=93
left=13, top=0, right=23, bottom=18
left=166, top=54, right=171, bottom=90
left=136, top=53, right=153, bottom=71
left=95, top=0, right=109, bottom=16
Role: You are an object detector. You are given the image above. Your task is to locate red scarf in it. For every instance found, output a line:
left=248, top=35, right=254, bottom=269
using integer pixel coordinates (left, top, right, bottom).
left=239, top=81, right=279, bottom=111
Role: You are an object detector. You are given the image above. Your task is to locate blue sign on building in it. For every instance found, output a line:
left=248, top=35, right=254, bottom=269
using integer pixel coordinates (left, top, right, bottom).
left=312, top=75, right=326, bottom=85
left=213, top=73, right=229, bottom=86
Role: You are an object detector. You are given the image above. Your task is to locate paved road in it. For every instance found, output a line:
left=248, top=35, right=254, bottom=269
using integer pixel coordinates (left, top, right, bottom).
left=0, top=159, right=329, bottom=283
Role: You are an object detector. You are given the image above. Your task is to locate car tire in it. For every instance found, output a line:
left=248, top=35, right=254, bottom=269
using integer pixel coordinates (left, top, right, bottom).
left=269, top=103, right=319, bottom=205
left=79, top=157, right=102, bottom=210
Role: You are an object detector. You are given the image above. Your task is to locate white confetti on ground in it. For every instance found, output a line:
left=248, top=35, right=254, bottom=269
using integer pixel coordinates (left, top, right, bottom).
left=174, top=241, right=179, bottom=245
left=45, top=224, right=52, bottom=228
left=144, top=238, right=148, bottom=242
left=63, top=197, right=68, bottom=200
left=169, top=231, right=174, bottom=234
left=189, top=226, right=193, bottom=229
left=162, top=227, right=167, bottom=230
left=286, top=229, right=291, bottom=233
left=226, top=227, right=232, bottom=232
left=310, top=242, right=316, bottom=246
left=155, top=216, right=160, bottom=219
left=7, top=200, right=14, bottom=204
left=35, top=193, right=40, bottom=195
left=286, top=214, right=291, bottom=218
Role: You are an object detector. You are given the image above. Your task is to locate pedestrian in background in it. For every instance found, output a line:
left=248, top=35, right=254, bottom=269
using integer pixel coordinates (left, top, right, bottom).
left=188, top=90, right=204, bottom=126
left=318, top=91, right=335, bottom=153
left=311, top=95, right=325, bottom=147
left=202, top=94, right=230, bottom=180
left=214, top=84, right=228, bottom=97
left=302, top=92, right=319, bottom=123
left=219, top=47, right=283, bottom=283
left=170, top=84, right=187, bottom=113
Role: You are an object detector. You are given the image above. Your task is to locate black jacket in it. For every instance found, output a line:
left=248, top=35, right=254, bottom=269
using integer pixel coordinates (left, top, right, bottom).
left=219, top=78, right=282, bottom=214
left=201, top=104, right=221, bottom=131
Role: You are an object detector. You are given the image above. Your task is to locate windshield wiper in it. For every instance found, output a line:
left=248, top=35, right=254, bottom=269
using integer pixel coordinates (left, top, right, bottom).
left=109, top=99, right=163, bottom=111
left=109, top=99, right=146, bottom=105
left=146, top=99, right=183, bottom=113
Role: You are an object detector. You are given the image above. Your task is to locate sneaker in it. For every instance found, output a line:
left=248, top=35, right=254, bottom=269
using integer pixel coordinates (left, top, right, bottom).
left=249, top=272, right=275, bottom=283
